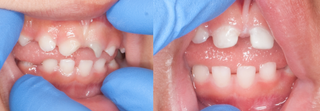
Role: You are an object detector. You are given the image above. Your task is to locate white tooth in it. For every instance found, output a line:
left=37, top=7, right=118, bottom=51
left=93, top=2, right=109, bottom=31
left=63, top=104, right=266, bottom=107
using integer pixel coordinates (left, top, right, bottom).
left=105, top=46, right=116, bottom=56
left=192, top=26, right=209, bottom=44
left=88, top=42, right=103, bottom=58
left=213, top=25, right=240, bottom=48
left=58, top=39, right=81, bottom=56
left=38, top=35, right=56, bottom=51
left=120, top=48, right=125, bottom=53
left=237, top=66, right=256, bottom=88
left=78, top=60, right=93, bottom=77
left=20, top=61, right=33, bottom=68
left=192, top=65, right=209, bottom=83
left=59, top=59, right=75, bottom=76
left=94, top=58, right=107, bottom=73
left=42, top=59, right=58, bottom=73
left=18, top=34, right=32, bottom=46
left=108, top=59, right=118, bottom=69
left=212, top=66, right=231, bottom=88
left=249, top=27, right=274, bottom=49
left=259, top=62, right=277, bottom=81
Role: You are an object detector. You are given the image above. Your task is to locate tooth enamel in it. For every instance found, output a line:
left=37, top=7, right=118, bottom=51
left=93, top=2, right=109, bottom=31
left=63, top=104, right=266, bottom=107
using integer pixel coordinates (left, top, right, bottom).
left=212, top=66, right=231, bottom=88
left=192, top=26, right=209, bottom=44
left=259, top=62, right=277, bottom=81
left=192, top=65, right=209, bottom=83
left=78, top=60, right=93, bottom=77
left=59, top=59, right=75, bottom=76
left=58, top=39, right=81, bottom=56
left=20, top=61, right=33, bottom=68
left=108, top=59, right=118, bottom=69
left=284, top=66, right=294, bottom=76
left=42, top=59, right=58, bottom=73
left=249, top=27, right=274, bottom=49
left=120, top=48, right=125, bottom=53
left=88, top=42, right=103, bottom=58
left=38, top=35, right=56, bottom=51
left=213, top=25, right=240, bottom=48
left=18, top=34, right=32, bottom=46
left=237, top=66, right=256, bottom=88
left=105, top=46, right=116, bottom=56
left=94, top=58, right=107, bottom=73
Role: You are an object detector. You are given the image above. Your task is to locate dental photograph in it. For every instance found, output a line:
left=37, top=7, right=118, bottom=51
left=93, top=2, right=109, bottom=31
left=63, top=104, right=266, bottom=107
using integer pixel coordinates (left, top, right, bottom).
left=0, top=0, right=153, bottom=111
left=154, top=0, right=320, bottom=111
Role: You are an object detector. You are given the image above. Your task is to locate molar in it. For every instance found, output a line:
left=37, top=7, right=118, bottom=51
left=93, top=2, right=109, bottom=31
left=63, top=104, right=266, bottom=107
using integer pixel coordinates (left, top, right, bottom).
left=59, top=59, right=75, bottom=76
left=78, top=60, right=93, bottom=77
left=249, top=27, right=274, bottom=49
left=192, top=25, right=209, bottom=44
left=213, top=25, right=240, bottom=48
left=42, top=59, right=58, bottom=73
left=58, top=39, right=81, bottom=56
left=120, top=48, right=125, bottom=54
left=38, top=35, right=56, bottom=51
left=192, top=65, right=210, bottom=84
left=212, top=66, right=231, bottom=88
left=259, top=62, right=277, bottom=82
left=94, top=58, right=107, bottom=73
left=18, top=34, right=32, bottom=46
left=105, top=45, right=116, bottom=56
left=237, top=66, right=256, bottom=88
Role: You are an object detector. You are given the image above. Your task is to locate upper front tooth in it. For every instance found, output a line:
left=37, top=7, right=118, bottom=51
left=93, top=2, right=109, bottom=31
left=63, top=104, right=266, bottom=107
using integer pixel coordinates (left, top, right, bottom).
left=237, top=66, right=256, bottom=89
left=88, top=42, right=103, bottom=58
left=38, top=35, right=56, bottom=51
left=94, top=58, right=107, bottom=73
left=213, top=25, right=240, bottom=48
left=42, top=59, right=58, bottom=73
left=59, top=59, right=75, bottom=76
left=105, top=46, right=116, bottom=56
left=259, top=62, right=277, bottom=82
left=212, top=66, right=231, bottom=88
left=78, top=60, right=93, bottom=77
left=58, top=39, right=80, bottom=56
left=249, top=27, right=274, bottom=49
left=192, top=26, right=209, bottom=44
left=18, top=34, right=32, bottom=46
left=192, top=65, right=209, bottom=84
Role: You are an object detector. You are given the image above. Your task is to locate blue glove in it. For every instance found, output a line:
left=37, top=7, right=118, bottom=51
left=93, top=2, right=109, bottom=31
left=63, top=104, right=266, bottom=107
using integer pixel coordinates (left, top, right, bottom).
left=107, top=0, right=152, bottom=35
left=201, top=105, right=240, bottom=111
left=101, top=67, right=153, bottom=111
left=153, top=0, right=235, bottom=55
left=0, top=9, right=24, bottom=69
left=10, top=74, right=90, bottom=111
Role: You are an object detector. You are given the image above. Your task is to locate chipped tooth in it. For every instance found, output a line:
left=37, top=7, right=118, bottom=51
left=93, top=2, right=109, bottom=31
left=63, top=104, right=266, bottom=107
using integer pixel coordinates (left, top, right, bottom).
left=42, top=59, right=58, bottom=73
left=78, top=60, right=93, bottom=77
left=94, top=58, right=107, bottom=73
left=120, top=48, right=126, bottom=54
left=212, top=66, right=231, bottom=88
left=192, top=65, right=209, bottom=83
left=237, top=66, right=256, bottom=88
left=108, top=59, right=118, bottom=69
left=105, top=46, right=116, bottom=56
left=249, top=27, right=274, bottom=49
left=88, top=43, right=103, bottom=58
left=58, top=39, right=81, bottom=56
left=192, top=26, right=209, bottom=44
left=59, top=59, right=75, bottom=76
left=259, top=62, right=277, bottom=81
left=38, top=35, right=56, bottom=51
left=213, top=25, right=240, bottom=48
left=18, top=34, right=32, bottom=46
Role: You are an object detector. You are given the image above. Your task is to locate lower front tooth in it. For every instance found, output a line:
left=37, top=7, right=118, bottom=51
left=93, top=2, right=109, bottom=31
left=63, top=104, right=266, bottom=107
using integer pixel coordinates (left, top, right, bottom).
left=213, top=25, right=240, bottom=48
left=249, top=27, right=274, bottom=49
left=78, top=60, right=93, bottom=77
left=192, top=65, right=209, bottom=83
left=212, top=66, right=231, bottom=88
left=237, top=66, right=256, bottom=89
left=192, top=26, right=209, bottom=44
left=38, top=35, right=56, bottom=51
left=18, top=34, right=32, bottom=46
left=59, top=59, right=75, bottom=76
left=259, top=62, right=277, bottom=81
left=42, top=59, right=58, bottom=73
left=94, top=58, right=107, bottom=73
left=58, top=39, right=81, bottom=56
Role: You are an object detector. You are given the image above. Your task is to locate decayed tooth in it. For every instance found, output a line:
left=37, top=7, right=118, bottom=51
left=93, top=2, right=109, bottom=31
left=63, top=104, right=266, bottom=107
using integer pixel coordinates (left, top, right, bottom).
left=259, top=62, right=277, bottom=81
left=237, top=66, right=256, bottom=88
left=58, top=39, right=80, bottom=56
left=249, top=27, right=274, bottom=49
left=213, top=25, right=240, bottom=48
left=212, top=66, right=231, bottom=88
left=88, top=42, right=103, bottom=58
left=192, top=65, right=209, bottom=83
left=59, top=59, right=75, bottom=76
left=38, top=35, right=56, bottom=51
left=94, top=58, right=107, bottom=73
left=192, top=26, right=209, bottom=44
left=108, top=59, right=118, bottom=69
left=78, top=60, right=93, bottom=77
left=105, top=46, right=116, bottom=56
left=42, top=59, right=58, bottom=73
left=18, top=34, right=32, bottom=46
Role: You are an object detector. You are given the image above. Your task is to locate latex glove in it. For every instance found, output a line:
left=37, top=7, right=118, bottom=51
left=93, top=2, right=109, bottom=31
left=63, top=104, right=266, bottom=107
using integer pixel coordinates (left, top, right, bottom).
left=0, top=9, right=24, bottom=69
left=101, top=67, right=153, bottom=111
left=201, top=105, right=240, bottom=111
left=107, top=0, right=152, bottom=35
left=153, top=0, right=235, bottom=55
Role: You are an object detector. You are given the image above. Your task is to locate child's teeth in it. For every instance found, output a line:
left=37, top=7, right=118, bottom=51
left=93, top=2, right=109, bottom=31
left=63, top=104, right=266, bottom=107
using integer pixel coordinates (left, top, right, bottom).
left=213, top=25, right=240, bottom=48
left=18, top=34, right=32, bottom=46
left=259, top=62, right=277, bottom=81
left=88, top=42, right=103, bottom=58
left=284, top=66, right=294, bottom=76
left=78, top=60, right=93, bottom=77
left=42, top=59, right=58, bottom=73
left=58, top=39, right=81, bottom=56
left=212, top=66, right=231, bottom=88
left=105, top=46, right=116, bottom=56
left=94, top=58, right=107, bottom=73
left=192, top=65, right=209, bottom=83
left=120, top=48, right=126, bottom=54
left=38, top=35, right=56, bottom=51
left=192, top=26, right=209, bottom=44
left=59, top=59, right=75, bottom=76
left=108, top=59, right=118, bottom=69
left=249, top=27, right=274, bottom=49
left=237, top=66, right=256, bottom=89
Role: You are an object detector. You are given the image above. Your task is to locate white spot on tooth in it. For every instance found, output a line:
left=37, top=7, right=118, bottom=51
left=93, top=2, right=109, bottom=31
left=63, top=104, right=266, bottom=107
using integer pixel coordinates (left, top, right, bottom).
left=237, top=66, right=256, bottom=89
left=78, top=60, right=93, bottom=77
left=38, top=35, right=56, bottom=51
left=250, top=27, right=274, bottom=49
left=105, top=46, right=116, bottom=56
left=42, top=59, right=58, bottom=73
left=59, top=59, right=75, bottom=76
left=18, top=34, right=32, bottom=46
left=94, top=58, right=106, bottom=73
left=58, top=39, right=80, bottom=56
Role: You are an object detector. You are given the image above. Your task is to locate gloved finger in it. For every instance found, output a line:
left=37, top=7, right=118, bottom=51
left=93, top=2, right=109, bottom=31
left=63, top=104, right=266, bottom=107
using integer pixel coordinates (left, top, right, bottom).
left=201, top=104, right=240, bottom=111
left=107, top=0, right=152, bottom=35
left=10, top=74, right=90, bottom=111
left=0, top=9, right=24, bottom=69
left=101, top=67, right=153, bottom=111
left=153, top=0, right=235, bottom=55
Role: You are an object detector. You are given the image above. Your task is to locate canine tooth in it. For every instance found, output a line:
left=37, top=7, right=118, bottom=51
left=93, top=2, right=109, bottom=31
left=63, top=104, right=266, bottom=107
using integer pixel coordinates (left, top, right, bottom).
left=249, top=27, right=274, bottom=49
left=120, top=48, right=125, bottom=53
left=78, top=60, right=93, bottom=77
left=42, top=59, right=58, bottom=73
left=212, top=66, right=231, bottom=88
left=38, top=35, right=56, bottom=51
left=237, top=66, right=256, bottom=88
left=192, top=26, right=209, bottom=44
left=259, top=62, right=277, bottom=81
left=59, top=59, right=75, bottom=76
left=108, top=59, right=118, bottom=69
left=58, top=39, right=80, bottom=56
left=213, top=25, right=240, bottom=48
left=94, top=58, right=107, bottom=73
left=18, top=34, right=32, bottom=46
left=88, top=42, right=103, bottom=58
left=192, top=65, right=209, bottom=83
left=105, top=46, right=116, bottom=56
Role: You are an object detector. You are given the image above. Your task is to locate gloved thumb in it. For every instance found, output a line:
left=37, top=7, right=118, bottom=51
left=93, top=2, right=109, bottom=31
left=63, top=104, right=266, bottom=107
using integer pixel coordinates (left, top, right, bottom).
left=201, top=104, right=240, bottom=111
